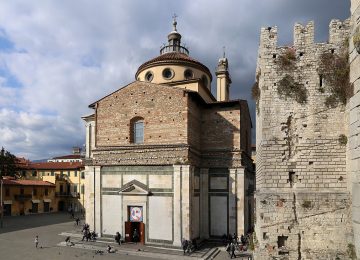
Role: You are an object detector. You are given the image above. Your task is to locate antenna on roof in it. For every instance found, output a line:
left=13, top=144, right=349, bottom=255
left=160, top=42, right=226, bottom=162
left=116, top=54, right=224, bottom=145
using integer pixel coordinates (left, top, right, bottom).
left=223, top=46, right=226, bottom=58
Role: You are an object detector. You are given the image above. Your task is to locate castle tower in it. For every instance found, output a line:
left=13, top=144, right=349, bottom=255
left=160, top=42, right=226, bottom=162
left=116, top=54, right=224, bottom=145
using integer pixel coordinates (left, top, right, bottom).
left=215, top=50, right=231, bottom=101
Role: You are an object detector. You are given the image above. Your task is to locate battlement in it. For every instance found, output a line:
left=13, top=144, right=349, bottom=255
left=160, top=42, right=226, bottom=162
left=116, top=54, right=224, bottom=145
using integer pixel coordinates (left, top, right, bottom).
left=259, top=19, right=350, bottom=49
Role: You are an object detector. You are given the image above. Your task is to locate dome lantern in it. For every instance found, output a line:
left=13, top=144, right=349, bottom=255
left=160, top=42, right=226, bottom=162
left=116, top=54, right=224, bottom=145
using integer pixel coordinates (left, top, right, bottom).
left=160, top=14, right=189, bottom=55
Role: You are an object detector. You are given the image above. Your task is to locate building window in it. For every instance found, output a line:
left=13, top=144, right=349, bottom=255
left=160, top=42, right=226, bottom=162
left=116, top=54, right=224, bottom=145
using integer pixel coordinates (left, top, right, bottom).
left=33, top=188, right=37, bottom=196
left=81, top=184, right=85, bottom=194
left=162, top=68, right=174, bottom=80
left=145, top=71, right=154, bottom=82
left=5, top=188, right=10, bottom=196
left=60, top=171, right=63, bottom=177
left=51, top=171, right=54, bottom=176
left=68, top=171, right=70, bottom=176
left=81, top=172, right=85, bottom=179
left=32, top=171, right=37, bottom=177
left=184, top=69, right=194, bottom=79
left=45, top=188, right=48, bottom=196
left=130, top=117, right=144, bottom=144
left=74, top=170, right=77, bottom=177
left=73, top=184, right=78, bottom=194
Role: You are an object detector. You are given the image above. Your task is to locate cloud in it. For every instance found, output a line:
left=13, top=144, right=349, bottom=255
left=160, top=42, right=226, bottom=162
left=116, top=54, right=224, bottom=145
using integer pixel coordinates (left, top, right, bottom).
left=0, top=0, right=351, bottom=159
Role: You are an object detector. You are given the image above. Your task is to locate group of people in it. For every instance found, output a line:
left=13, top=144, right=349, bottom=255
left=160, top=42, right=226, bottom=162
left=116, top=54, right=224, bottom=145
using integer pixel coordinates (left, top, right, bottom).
left=224, top=232, right=250, bottom=259
left=81, top=223, right=97, bottom=242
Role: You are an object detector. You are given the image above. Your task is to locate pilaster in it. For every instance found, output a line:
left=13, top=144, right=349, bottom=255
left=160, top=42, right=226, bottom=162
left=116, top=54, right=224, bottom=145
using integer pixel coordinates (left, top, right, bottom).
left=200, top=168, right=209, bottom=239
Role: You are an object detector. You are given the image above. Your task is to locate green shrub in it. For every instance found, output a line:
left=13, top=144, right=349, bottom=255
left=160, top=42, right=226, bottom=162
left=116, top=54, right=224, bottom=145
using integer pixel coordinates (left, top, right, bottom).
left=277, top=75, right=307, bottom=104
left=318, top=42, right=353, bottom=107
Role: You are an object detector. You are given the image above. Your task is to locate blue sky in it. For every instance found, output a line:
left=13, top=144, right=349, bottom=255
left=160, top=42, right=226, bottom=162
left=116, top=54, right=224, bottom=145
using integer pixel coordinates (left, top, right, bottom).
left=0, top=0, right=350, bottom=160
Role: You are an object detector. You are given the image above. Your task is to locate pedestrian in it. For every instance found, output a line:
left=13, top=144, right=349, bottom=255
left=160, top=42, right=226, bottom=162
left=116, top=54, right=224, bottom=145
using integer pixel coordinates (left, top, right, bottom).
left=34, top=235, right=39, bottom=248
left=107, top=245, right=114, bottom=253
left=230, top=242, right=236, bottom=259
left=133, top=229, right=139, bottom=244
left=65, top=236, right=74, bottom=246
left=71, top=209, right=74, bottom=219
left=181, top=238, right=188, bottom=255
left=115, top=232, right=121, bottom=245
left=75, top=217, right=80, bottom=226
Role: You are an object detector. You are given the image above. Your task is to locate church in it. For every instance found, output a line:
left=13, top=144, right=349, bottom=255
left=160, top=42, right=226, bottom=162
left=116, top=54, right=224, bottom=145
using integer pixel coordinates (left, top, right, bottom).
left=82, top=18, right=254, bottom=247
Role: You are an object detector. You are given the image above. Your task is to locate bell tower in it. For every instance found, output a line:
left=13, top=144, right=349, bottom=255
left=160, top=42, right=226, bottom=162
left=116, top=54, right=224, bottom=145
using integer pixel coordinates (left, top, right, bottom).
left=216, top=48, right=231, bottom=101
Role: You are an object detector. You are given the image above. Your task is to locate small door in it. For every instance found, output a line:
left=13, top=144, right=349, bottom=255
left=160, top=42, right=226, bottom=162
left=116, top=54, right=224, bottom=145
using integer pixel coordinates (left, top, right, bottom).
left=32, top=202, right=38, bottom=213
left=125, top=221, right=132, bottom=243
left=139, top=222, right=145, bottom=244
left=44, top=202, right=50, bottom=212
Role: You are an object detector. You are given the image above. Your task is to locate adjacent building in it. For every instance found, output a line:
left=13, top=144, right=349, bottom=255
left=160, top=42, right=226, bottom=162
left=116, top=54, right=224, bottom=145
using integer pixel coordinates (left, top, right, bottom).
left=83, top=19, right=254, bottom=246
left=1, top=177, right=56, bottom=216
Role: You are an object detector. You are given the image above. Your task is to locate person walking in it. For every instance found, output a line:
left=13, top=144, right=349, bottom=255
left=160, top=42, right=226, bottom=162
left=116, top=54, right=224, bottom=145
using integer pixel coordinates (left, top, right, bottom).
left=230, top=242, right=236, bottom=259
left=34, top=235, right=39, bottom=248
left=75, top=217, right=80, bottom=226
left=115, top=232, right=121, bottom=245
left=133, top=229, right=139, bottom=244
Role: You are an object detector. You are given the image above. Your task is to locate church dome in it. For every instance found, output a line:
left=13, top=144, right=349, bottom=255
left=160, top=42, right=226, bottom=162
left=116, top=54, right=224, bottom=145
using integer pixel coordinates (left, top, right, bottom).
left=135, top=17, right=212, bottom=89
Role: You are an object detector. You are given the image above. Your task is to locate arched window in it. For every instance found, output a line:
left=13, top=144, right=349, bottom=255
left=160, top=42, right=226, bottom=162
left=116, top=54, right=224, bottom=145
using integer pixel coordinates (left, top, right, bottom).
left=130, top=117, right=144, bottom=144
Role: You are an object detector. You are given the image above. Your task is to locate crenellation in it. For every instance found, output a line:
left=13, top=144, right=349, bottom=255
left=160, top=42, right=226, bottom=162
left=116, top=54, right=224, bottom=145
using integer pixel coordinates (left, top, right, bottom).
left=294, top=21, right=314, bottom=47
left=329, top=19, right=351, bottom=45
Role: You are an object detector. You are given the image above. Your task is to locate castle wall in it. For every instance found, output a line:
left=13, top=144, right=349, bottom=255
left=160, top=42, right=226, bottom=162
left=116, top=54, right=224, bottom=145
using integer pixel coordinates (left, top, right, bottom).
left=349, top=0, right=360, bottom=257
left=255, top=20, right=353, bottom=259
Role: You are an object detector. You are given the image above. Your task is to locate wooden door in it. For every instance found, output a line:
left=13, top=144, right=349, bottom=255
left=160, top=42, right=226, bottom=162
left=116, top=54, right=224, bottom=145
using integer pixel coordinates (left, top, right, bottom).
left=125, top=221, right=132, bottom=243
left=139, top=222, right=145, bottom=244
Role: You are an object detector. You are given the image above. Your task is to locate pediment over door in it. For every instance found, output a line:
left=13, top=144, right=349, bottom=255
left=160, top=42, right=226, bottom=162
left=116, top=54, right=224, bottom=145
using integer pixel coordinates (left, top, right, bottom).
left=118, top=180, right=151, bottom=195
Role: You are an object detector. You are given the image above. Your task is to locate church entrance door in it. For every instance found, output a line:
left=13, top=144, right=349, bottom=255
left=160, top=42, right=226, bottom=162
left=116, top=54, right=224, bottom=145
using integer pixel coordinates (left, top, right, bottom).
left=125, top=205, right=145, bottom=244
left=124, top=221, right=145, bottom=244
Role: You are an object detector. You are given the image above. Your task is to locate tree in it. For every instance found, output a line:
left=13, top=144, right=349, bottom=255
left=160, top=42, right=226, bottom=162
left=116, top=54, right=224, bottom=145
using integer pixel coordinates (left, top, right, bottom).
left=0, top=147, right=19, bottom=177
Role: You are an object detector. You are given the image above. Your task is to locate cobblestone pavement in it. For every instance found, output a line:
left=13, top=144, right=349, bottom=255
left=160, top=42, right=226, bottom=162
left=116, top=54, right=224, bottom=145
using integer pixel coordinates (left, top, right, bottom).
left=0, top=213, right=252, bottom=260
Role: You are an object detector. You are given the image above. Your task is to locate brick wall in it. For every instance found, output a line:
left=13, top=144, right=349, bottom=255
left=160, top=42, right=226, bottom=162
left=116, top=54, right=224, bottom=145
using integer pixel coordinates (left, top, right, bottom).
left=96, top=81, right=188, bottom=147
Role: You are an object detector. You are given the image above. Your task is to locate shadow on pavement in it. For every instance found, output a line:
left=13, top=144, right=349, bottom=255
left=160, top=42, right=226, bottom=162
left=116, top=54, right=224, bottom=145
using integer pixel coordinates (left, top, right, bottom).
left=0, top=212, right=74, bottom=234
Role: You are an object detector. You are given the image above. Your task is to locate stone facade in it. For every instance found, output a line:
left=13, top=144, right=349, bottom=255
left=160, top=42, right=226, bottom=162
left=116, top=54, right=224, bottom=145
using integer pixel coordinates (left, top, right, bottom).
left=83, top=22, right=254, bottom=247
left=349, top=0, right=360, bottom=257
left=255, top=20, right=353, bottom=259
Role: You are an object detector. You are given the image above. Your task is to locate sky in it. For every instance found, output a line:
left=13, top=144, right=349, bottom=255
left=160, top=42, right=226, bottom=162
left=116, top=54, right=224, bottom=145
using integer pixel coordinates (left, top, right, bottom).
left=0, top=0, right=351, bottom=160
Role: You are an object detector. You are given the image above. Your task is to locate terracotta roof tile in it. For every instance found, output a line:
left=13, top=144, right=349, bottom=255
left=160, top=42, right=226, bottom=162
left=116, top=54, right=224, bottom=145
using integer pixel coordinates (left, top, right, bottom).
left=2, top=179, right=55, bottom=187
left=136, top=52, right=211, bottom=79
left=28, top=161, right=84, bottom=170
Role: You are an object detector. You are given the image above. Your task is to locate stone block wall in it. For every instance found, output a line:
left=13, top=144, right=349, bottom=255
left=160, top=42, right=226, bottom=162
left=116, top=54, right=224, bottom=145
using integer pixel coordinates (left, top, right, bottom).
left=255, top=20, right=353, bottom=259
left=349, top=0, right=360, bottom=257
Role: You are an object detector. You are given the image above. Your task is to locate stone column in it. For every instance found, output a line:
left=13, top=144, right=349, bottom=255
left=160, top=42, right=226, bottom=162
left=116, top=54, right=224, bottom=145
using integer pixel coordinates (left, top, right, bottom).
left=200, top=168, right=209, bottom=239
left=181, top=165, right=192, bottom=240
left=85, top=165, right=102, bottom=235
left=173, top=165, right=182, bottom=247
left=94, top=166, right=101, bottom=235
left=84, top=165, right=94, bottom=228
left=229, top=168, right=245, bottom=236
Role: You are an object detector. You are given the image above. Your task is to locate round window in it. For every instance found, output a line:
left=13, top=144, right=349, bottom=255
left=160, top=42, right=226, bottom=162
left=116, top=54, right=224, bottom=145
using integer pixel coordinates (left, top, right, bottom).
left=145, top=71, right=154, bottom=82
left=162, top=68, right=174, bottom=80
left=184, top=69, right=194, bottom=79
left=201, top=75, right=208, bottom=87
